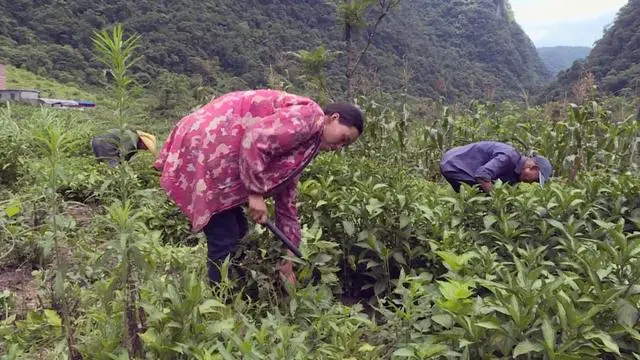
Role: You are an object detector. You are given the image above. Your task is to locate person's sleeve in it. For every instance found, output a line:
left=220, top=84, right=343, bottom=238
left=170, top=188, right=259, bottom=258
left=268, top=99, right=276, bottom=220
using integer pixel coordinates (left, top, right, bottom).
left=239, top=104, right=322, bottom=194
left=473, top=151, right=516, bottom=181
left=273, top=176, right=301, bottom=248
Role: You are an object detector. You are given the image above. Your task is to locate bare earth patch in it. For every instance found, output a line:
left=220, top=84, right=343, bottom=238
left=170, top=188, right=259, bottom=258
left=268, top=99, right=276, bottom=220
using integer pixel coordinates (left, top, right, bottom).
left=64, top=201, right=98, bottom=228
left=0, top=267, right=40, bottom=314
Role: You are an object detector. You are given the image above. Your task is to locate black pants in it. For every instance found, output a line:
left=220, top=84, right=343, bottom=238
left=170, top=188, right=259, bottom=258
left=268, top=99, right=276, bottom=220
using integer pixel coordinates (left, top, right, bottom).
left=440, top=168, right=476, bottom=193
left=202, top=206, right=248, bottom=284
left=443, top=177, right=490, bottom=195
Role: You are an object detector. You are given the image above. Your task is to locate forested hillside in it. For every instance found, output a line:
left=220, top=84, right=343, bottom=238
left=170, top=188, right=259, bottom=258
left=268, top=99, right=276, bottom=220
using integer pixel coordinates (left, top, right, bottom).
left=537, top=46, right=591, bottom=75
left=0, top=0, right=550, bottom=101
left=541, top=0, right=640, bottom=101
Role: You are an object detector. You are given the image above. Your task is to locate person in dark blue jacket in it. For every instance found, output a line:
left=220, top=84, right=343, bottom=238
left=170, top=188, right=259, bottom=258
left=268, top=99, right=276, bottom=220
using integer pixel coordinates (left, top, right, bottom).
left=439, top=141, right=553, bottom=193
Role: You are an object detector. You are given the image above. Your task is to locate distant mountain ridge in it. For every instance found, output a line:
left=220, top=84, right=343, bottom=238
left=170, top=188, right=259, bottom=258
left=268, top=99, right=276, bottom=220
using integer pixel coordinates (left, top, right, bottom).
left=537, top=46, right=592, bottom=75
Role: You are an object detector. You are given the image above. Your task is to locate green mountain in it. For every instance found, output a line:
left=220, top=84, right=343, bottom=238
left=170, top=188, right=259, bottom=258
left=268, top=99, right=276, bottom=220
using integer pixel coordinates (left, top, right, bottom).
left=537, top=46, right=592, bottom=75
left=0, top=0, right=550, bottom=101
left=541, top=0, right=640, bottom=101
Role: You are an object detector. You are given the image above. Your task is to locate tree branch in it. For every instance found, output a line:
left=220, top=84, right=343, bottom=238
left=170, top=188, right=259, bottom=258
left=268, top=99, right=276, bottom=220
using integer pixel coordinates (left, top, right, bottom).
left=348, top=0, right=400, bottom=77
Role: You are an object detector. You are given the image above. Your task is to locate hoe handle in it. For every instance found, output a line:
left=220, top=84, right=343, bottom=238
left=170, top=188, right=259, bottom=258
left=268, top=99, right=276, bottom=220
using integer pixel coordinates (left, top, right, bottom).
left=264, top=219, right=303, bottom=259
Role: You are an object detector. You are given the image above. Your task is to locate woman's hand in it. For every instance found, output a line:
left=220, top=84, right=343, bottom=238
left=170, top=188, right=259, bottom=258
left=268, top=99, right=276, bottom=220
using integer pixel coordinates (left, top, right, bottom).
left=248, top=194, right=268, bottom=224
left=278, top=250, right=297, bottom=285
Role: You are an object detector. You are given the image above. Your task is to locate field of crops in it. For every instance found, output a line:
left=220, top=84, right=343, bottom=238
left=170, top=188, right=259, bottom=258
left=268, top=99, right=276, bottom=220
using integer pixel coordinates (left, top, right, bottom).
left=2, top=28, right=640, bottom=360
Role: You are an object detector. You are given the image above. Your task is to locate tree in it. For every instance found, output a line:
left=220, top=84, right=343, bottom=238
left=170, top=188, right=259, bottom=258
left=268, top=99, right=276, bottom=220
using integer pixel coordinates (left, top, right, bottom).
left=333, top=0, right=401, bottom=100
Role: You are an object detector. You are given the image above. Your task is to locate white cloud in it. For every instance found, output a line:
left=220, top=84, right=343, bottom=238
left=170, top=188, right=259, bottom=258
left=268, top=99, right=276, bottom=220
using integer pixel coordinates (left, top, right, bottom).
left=510, top=0, right=627, bottom=26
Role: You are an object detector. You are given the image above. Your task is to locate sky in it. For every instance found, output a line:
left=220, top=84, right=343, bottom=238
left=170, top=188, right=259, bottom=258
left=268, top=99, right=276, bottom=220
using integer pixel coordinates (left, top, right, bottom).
left=510, top=0, right=628, bottom=47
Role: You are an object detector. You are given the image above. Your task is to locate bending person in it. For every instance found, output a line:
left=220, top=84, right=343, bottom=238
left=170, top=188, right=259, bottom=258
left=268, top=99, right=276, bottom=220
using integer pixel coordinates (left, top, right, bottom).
left=154, top=89, right=365, bottom=285
left=440, top=141, right=553, bottom=193
left=91, top=128, right=157, bottom=167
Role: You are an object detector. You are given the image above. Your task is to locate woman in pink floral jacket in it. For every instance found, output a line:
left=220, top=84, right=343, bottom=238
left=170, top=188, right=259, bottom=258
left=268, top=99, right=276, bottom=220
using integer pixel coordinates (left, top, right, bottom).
left=154, top=89, right=364, bottom=285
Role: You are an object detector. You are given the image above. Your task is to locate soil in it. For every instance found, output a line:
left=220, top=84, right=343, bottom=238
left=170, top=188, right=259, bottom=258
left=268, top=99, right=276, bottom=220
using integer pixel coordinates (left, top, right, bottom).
left=64, top=201, right=98, bottom=228
left=0, top=200, right=100, bottom=319
left=0, top=266, right=40, bottom=315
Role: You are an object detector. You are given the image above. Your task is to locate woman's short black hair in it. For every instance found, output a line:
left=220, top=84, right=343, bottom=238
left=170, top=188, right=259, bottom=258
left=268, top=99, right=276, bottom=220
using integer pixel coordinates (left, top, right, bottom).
left=322, top=102, right=365, bottom=134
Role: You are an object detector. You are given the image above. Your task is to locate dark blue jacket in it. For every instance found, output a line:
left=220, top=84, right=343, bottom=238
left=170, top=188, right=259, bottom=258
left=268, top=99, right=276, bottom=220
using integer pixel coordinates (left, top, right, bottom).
left=440, top=141, right=526, bottom=185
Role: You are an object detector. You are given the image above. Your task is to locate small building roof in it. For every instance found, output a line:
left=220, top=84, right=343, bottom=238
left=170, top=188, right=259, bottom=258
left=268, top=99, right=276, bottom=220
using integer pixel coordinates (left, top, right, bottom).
left=40, top=98, right=79, bottom=106
left=0, top=89, right=41, bottom=93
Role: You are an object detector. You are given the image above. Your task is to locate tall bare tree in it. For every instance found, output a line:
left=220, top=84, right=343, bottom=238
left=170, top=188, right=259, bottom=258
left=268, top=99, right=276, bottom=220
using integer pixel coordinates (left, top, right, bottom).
left=333, top=0, right=401, bottom=100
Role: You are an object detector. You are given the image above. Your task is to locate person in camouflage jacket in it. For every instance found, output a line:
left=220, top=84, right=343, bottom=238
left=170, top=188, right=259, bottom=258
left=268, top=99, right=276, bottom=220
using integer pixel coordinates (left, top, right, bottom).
left=154, top=89, right=364, bottom=285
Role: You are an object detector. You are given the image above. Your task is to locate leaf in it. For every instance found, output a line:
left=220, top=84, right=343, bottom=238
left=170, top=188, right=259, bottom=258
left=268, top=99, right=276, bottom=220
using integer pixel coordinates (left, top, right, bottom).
left=392, top=252, right=407, bottom=266
left=373, top=183, right=388, bottom=190
left=513, top=340, right=544, bottom=358
left=623, top=325, right=640, bottom=341
left=4, top=203, right=21, bottom=218
left=475, top=321, right=501, bottom=330
left=290, top=296, right=297, bottom=316
left=44, top=309, right=62, bottom=327
left=358, top=343, right=375, bottom=352
left=207, top=317, right=235, bottom=335
left=438, top=280, right=472, bottom=300
left=399, top=214, right=411, bottom=229
left=584, top=331, right=620, bottom=355
left=436, top=250, right=462, bottom=271
left=374, top=280, right=387, bottom=296
left=342, top=220, right=355, bottom=236
left=199, top=299, right=225, bottom=314
left=138, top=330, right=159, bottom=346
left=593, top=219, right=615, bottom=230
left=416, top=204, right=434, bottom=219
left=432, top=314, right=454, bottom=328
left=435, top=251, right=475, bottom=272
left=424, top=344, right=449, bottom=357
left=216, top=342, right=237, bottom=360
left=459, top=339, right=474, bottom=347
left=365, top=198, right=384, bottom=216
left=542, top=317, right=555, bottom=352
left=626, top=285, right=640, bottom=295
left=483, top=214, right=497, bottom=229
left=616, top=298, right=639, bottom=327
left=392, top=348, right=415, bottom=357
left=547, top=219, right=566, bottom=232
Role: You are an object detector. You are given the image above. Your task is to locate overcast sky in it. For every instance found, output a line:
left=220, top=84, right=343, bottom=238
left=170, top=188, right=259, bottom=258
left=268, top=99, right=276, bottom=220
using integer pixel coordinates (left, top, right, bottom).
left=510, top=0, right=628, bottom=47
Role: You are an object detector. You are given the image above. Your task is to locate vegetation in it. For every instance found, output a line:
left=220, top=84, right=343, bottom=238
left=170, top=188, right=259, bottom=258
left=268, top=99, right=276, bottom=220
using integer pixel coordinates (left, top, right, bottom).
left=5, top=65, right=100, bottom=102
left=0, top=0, right=550, bottom=102
left=536, top=46, right=591, bottom=76
left=1, top=22, right=640, bottom=359
left=541, top=0, right=640, bottom=101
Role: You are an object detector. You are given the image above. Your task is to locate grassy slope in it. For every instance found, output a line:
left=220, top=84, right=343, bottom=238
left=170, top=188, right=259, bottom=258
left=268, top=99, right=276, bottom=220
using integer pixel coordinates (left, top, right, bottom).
left=2, top=66, right=175, bottom=135
left=5, top=65, right=109, bottom=103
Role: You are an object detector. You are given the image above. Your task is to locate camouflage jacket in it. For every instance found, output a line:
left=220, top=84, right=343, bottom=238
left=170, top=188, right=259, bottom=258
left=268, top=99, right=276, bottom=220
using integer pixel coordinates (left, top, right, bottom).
left=153, top=89, right=325, bottom=247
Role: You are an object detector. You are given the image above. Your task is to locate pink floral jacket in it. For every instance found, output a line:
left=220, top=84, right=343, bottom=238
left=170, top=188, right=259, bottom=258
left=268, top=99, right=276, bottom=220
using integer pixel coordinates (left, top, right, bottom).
left=153, top=89, right=325, bottom=247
